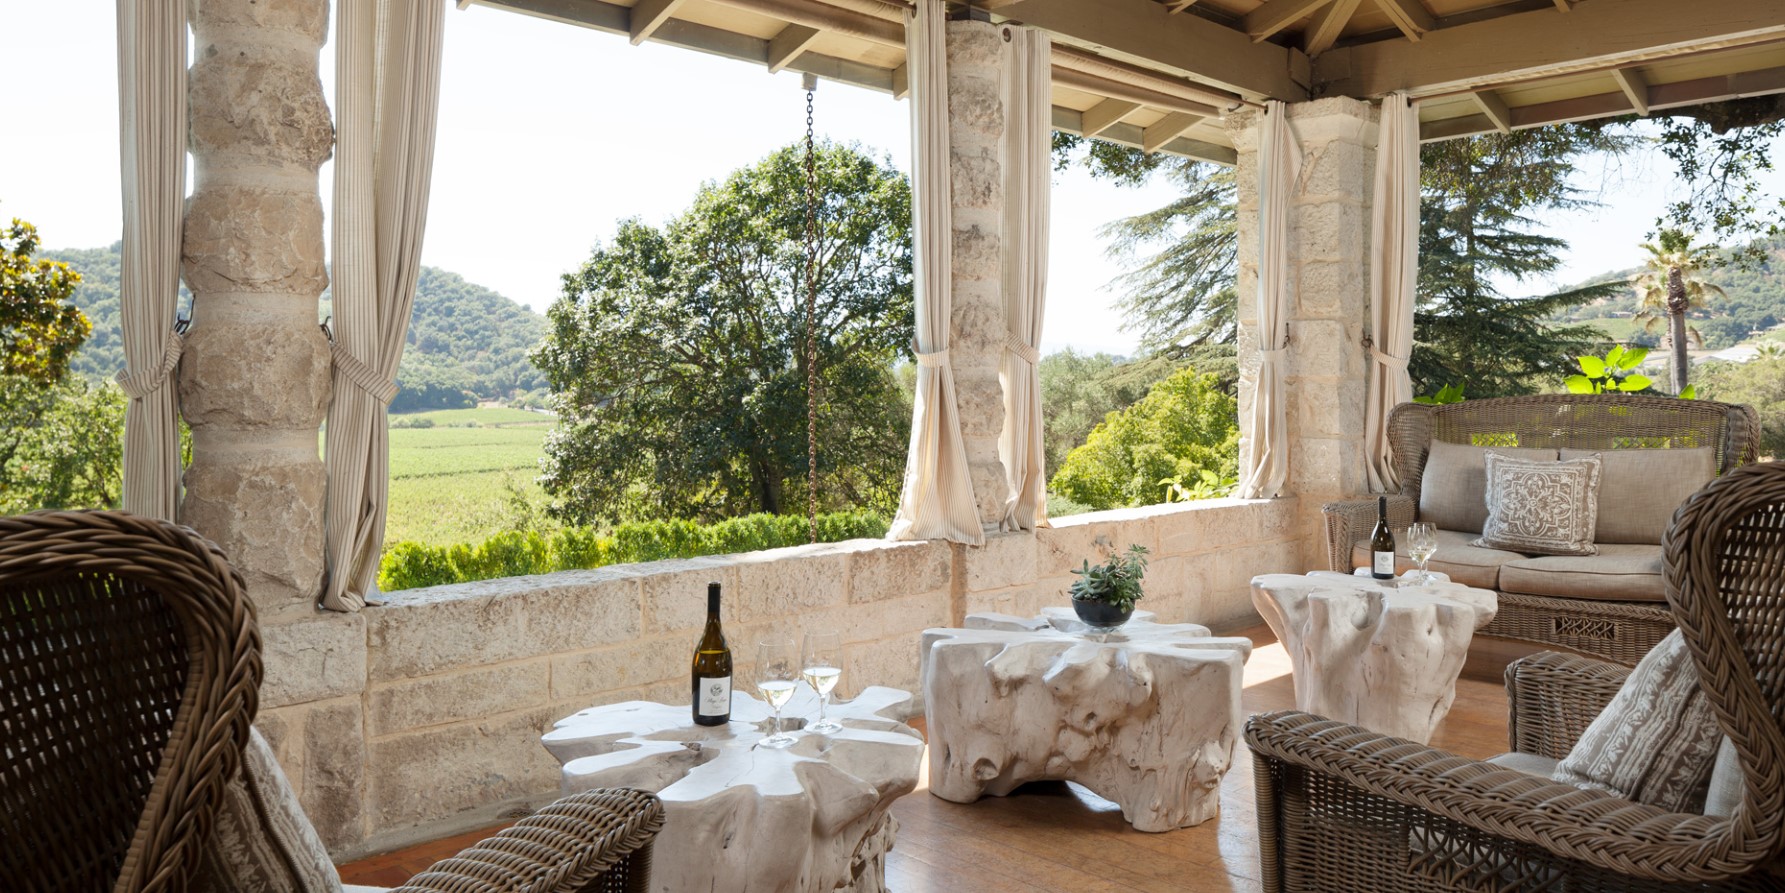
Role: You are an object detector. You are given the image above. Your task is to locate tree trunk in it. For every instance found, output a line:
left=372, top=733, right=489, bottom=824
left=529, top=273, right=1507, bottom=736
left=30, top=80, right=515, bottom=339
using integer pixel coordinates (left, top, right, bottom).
left=754, top=456, right=783, bottom=515
left=1668, top=267, right=1690, bottom=395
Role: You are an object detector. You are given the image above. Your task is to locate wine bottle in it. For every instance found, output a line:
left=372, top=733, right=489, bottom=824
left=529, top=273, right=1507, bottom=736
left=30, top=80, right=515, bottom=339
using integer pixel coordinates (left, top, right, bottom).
left=691, top=581, right=732, bottom=726
left=1369, top=496, right=1397, bottom=581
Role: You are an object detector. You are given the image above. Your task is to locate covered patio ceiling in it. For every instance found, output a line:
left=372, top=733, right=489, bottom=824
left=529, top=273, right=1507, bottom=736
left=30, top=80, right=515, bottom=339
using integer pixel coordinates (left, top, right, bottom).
left=463, top=0, right=1785, bottom=162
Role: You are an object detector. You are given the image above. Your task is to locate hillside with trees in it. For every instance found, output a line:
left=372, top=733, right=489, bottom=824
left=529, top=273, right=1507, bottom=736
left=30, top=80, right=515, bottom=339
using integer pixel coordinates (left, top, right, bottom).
left=1555, top=232, right=1785, bottom=350
left=43, top=243, right=546, bottom=410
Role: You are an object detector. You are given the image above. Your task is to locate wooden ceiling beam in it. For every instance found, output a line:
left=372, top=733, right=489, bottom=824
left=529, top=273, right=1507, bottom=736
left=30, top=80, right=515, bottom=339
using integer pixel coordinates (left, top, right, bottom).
left=1054, top=106, right=1236, bottom=165
left=1469, top=90, right=1511, bottom=132
left=766, top=24, right=822, bottom=73
left=1323, top=0, right=1785, bottom=98
left=1163, top=0, right=1201, bottom=12
left=1303, top=0, right=1362, bottom=56
left=1142, top=111, right=1203, bottom=153
left=628, top=0, right=686, bottom=44
left=1421, top=63, right=1785, bottom=140
left=997, top=0, right=1310, bottom=101
left=1551, top=0, right=1570, bottom=11
left=891, top=63, right=909, bottom=100
left=1373, top=0, right=1436, bottom=42
left=1611, top=67, right=1651, bottom=115
left=1081, top=99, right=1144, bottom=136
left=1245, top=0, right=1336, bottom=44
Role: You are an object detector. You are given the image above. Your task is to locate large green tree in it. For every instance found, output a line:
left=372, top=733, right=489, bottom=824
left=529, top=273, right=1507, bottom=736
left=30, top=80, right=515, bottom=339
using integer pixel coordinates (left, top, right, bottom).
left=533, top=142, right=913, bottom=525
left=1631, top=228, right=1726, bottom=394
left=2, top=216, right=89, bottom=384
left=1049, top=366, right=1238, bottom=510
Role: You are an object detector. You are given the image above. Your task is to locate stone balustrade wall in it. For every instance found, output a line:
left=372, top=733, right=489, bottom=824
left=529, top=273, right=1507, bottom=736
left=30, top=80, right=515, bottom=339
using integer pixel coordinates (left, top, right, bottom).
left=257, top=497, right=1303, bottom=859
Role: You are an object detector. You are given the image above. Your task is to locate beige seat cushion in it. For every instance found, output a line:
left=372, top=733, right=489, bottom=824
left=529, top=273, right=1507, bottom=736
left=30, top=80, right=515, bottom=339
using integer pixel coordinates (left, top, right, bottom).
left=1499, top=544, right=1667, bottom=602
left=1418, top=442, right=1558, bottom=534
left=1352, top=527, right=1526, bottom=590
left=1560, top=447, right=1717, bottom=545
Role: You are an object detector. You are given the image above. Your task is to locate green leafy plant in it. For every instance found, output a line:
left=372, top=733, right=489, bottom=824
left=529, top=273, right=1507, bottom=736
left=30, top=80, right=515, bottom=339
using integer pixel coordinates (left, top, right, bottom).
left=1413, top=383, right=1466, bottom=405
left=1068, top=544, right=1150, bottom=613
left=1565, top=345, right=1653, bottom=394
left=1162, top=468, right=1237, bottom=502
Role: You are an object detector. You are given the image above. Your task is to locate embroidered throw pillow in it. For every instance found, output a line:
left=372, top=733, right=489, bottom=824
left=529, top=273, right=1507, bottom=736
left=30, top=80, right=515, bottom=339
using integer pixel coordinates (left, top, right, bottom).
left=1553, top=630, right=1723, bottom=812
left=1472, top=452, right=1602, bottom=556
left=190, top=727, right=343, bottom=893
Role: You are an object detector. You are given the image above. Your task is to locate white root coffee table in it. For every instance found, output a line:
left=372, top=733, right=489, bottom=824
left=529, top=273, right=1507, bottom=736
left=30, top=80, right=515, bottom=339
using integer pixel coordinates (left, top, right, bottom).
left=921, top=608, right=1252, bottom=832
left=543, top=686, right=923, bottom=893
left=1250, top=571, right=1498, bottom=744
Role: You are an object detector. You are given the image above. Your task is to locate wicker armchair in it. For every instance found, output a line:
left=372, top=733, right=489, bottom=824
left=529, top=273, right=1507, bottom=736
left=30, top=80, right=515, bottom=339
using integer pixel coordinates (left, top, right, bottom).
left=0, top=510, right=663, bottom=893
left=1323, top=394, right=1759, bottom=663
left=1249, top=461, right=1785, bottom=892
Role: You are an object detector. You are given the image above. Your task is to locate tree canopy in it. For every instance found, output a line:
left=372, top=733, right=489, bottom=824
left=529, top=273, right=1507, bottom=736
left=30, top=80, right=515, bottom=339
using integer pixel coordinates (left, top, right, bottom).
left=533, top=142, right=914, bottom=525
left=2, top=216, right=89, bottom=384
left=1049, top=366, right=1238, bottom=510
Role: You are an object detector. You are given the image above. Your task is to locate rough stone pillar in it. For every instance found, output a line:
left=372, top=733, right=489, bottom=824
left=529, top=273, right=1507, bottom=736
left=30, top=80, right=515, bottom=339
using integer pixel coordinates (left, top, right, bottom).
left=180, top=0, right=334, bottom=621
left=945, top=19, right=1010, bottom=530
left=1230, top=98, right=1377, bottom=565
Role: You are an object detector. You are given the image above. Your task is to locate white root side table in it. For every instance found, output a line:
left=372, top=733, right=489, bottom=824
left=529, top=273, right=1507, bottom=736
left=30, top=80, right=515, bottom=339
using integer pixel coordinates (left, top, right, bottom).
left=1250, top=571, right=1498, bottom=744
left=921, top=608, right=1252, bottom=832
left=542, top=686, right=923, bottom=893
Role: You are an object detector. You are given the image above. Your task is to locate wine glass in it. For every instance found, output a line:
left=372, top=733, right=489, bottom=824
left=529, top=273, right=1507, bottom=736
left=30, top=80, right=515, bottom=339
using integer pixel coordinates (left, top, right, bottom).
left=802, top=630, right=844, bottom=735
left=1407, top=522, right=1438, bottom=586
left=755, top=639, right=800, bottom=749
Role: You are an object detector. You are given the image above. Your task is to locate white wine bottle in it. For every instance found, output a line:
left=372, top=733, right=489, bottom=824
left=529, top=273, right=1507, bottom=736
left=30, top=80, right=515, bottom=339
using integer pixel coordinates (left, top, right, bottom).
left=1370, top=496, right=1397, bottom=581
left=691, top=581, right=732, bottom=726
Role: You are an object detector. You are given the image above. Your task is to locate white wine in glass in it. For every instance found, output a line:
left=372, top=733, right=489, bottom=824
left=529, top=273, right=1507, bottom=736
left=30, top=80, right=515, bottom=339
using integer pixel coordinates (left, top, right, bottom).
left=1407, top=522, right=1438, bottom=586
left=756, top=640, right=799, bottom=749
left=802, top=630, right=843, bottom=734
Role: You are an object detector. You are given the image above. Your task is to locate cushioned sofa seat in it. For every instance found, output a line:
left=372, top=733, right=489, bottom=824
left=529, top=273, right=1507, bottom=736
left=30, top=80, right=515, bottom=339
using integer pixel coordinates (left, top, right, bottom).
left=1351, top=528, right=1526, bottom=590
left=1498, top=544, right=1667, bottom=602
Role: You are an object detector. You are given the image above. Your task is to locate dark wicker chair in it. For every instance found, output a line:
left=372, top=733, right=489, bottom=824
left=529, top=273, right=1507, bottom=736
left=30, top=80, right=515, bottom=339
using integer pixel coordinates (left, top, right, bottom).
left=1250, top=461, right=1785, bottom=892
left=1323, top=394, right=1760, bottom=664
left=0, top=510, right=662, bottom=893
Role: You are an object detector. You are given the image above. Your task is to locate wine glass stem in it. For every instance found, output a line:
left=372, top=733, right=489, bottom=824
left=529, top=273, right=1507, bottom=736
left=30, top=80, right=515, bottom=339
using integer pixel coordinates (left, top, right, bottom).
left=772, top=707, right=782, bottom=735
left=818, top=693, right=827, bottom=724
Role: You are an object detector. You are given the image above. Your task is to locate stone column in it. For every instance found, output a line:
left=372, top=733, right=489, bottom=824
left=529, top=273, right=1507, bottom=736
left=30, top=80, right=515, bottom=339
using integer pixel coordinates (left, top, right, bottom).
left=1230, top=98, right=1377, bottom=563
left=180, top=0, right=334, bottom=622
left=946, top=19, right=1010, bottom=530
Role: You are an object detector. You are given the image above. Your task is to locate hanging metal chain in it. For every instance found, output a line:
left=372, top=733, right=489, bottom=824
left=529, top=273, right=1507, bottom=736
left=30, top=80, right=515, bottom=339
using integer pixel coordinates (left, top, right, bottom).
left=803, top=76, right=820, bottom=545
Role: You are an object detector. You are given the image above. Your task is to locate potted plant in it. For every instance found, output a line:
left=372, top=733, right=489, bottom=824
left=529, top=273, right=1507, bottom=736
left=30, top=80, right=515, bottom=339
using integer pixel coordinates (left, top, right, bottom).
left=1069, top=544, right=1150, bottom=631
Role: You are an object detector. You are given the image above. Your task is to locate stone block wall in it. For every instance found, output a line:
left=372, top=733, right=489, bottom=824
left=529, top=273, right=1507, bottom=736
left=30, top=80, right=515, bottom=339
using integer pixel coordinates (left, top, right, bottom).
left=259, top=497, right=1302, bottom=860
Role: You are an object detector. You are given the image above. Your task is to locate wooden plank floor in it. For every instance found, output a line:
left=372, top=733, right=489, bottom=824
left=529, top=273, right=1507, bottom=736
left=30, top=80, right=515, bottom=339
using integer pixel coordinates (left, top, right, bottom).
left=339, top=623, right=1512, bottom=890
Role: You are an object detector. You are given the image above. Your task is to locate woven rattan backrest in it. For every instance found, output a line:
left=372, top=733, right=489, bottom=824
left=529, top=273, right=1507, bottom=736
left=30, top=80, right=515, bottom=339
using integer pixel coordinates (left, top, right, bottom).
left=1665, top=463, right=1785, bottom=869
left=0, top=511, right=260, bottom=893
left=1389, top=394, right=1760, bottom=512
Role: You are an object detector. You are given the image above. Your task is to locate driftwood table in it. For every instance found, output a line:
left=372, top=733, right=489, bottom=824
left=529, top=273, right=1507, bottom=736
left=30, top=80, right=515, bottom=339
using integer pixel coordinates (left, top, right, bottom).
left=1250, top=571, right=1498, bottom=744
left=921, top=610, right=1252, bottom=832
left=543, top=686, right=923, bottom=893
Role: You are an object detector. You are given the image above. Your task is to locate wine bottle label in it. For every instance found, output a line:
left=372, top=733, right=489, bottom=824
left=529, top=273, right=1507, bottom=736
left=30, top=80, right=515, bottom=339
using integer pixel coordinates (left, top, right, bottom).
left=1373, top=551, right=1396, bottom=576
left=696, top=675, right=731, bottom=718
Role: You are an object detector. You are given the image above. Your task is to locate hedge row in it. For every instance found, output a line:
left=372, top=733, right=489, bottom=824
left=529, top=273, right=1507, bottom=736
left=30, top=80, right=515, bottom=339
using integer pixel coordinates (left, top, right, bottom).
left=377, top=511, right=890, bottom=592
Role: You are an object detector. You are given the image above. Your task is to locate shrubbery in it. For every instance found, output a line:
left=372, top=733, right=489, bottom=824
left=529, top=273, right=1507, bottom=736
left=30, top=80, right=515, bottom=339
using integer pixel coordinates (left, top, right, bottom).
left=377, top=510, right=890, bottom=592
left=1049, top=367, right=1238, bottom=510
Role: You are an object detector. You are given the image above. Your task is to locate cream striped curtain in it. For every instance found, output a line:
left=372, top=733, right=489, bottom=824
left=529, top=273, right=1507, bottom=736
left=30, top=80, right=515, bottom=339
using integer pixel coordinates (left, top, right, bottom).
left=321, top=0, right=445, bottom=611
left=997, top=26, right=1051, bottom=532
left=1237, top=101, right=1299, bottom=500
left=888, top=0, right=983, bottom=545
left=1366, top=94, right=1419, bottom=493
left=115, top=0, right=187, bottom=521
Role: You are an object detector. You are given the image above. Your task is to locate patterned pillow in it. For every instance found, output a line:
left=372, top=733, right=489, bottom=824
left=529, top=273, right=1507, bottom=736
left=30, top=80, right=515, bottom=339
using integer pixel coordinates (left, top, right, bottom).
left=1553, top=630, right=1723, bottom=812
left=1472, top=452, right=1602, bottom=556
left=190, top=727, right=343, bottom=893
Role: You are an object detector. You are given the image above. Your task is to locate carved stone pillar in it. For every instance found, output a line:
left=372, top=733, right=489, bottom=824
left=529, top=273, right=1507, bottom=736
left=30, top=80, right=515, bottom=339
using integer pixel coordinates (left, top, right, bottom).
left=180, top=0, right=334, bottom=621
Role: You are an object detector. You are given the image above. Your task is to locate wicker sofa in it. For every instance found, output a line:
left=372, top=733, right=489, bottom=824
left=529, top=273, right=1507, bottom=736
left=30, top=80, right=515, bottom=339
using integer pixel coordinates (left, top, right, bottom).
left=1323, top=394, right=1758, bottom=664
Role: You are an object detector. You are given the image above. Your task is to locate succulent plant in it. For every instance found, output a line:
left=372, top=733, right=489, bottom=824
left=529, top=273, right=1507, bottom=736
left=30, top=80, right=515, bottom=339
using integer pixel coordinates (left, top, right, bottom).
left=1068, top=544, right=1150, bottom=614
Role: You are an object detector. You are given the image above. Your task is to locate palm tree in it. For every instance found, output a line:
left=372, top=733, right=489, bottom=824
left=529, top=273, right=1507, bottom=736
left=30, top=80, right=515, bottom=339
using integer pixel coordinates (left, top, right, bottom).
left=1631, top=229, right=1726, bottom=394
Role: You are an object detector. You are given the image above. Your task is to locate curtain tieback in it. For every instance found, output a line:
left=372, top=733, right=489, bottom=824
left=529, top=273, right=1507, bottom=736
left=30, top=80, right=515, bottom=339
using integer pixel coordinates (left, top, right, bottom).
left=115, top=332, right=185, bottom=400
left=330, top=343, right=399, bottom=405
left=1370, top=348, right=1409, bottom=369
left=1003, top=330, right=1040, bottom=365
left=914, top=343, right=950, bottom=368
left=1257, top=346, right=1290, bottom=359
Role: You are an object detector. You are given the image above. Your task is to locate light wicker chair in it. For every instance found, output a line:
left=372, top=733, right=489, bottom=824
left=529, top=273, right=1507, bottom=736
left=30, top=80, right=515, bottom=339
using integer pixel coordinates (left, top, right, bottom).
left=1249, top=461, right=1785, bottom=892
left=1323, top=394, right=1759, bottom=664
left=0, top=510, right=663, bottom=893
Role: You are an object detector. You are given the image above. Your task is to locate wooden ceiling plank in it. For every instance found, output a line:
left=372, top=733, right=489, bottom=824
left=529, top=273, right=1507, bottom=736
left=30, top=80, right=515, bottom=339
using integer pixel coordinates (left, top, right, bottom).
left=1551, top=0, right=1570, bottom=11
left=1373, top=0, right=1436, bottom=42
left=767, top=24, right=823, bottom=73
left=1325, top=0, right=1785, bottom=98
left=1420, top=64, right=1785, bottom=140
left=997, top=0, right=1310, bottom=101
left=629, top=0, right=686, bottom=45
left=1053, top=106, right=1238, bottom=164
left=1470, top=89, right=1512, bottom=132
left=1164, top=0, right=1201, bottom=12
left=1303, top=0, right=1363, bottom=56
left=1246, top=0, right=1338, bottom=44
left=1142, top=111, right=1203, bottom=152
left=1082, top=99, right=1145, bottom=136
left=891, top=63, right=909, bottom=100
left=1610, top=66, right=1651, bottom=115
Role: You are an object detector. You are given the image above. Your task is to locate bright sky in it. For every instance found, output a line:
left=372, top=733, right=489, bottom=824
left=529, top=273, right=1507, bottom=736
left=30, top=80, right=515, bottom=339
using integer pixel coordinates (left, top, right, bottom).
left=4, top=3, right=1780, bottom=357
